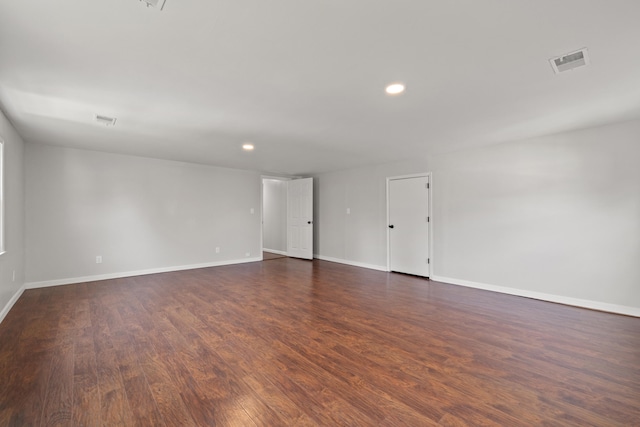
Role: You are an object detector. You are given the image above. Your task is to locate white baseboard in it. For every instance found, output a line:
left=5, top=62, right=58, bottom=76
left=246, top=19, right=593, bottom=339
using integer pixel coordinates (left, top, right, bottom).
left=431, top=275, right=640, bottom=318
left=313, top=254, right=388, bottom=272
left=25, top=257, right=263, bottom=289
left=0, top=284, right=25, bottom=325
left=263, top=248, right=287, bottom=256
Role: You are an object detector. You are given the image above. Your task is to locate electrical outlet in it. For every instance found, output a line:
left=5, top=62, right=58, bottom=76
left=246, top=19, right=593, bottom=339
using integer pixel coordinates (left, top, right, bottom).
left=96, top=256, right=102, bottom=264
left=250, top=208, right=255, bottom=214
left=215, top=247, right=220, bottom=253
left=245, top=252, right=251, bottom=257
left=346, top=208, right=351, bottom=214
left=12, top=270, right=15, bottom=282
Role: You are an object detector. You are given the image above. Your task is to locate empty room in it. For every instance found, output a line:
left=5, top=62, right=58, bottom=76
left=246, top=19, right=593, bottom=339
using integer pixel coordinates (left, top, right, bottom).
left=0, top=1, right=639, bottom=425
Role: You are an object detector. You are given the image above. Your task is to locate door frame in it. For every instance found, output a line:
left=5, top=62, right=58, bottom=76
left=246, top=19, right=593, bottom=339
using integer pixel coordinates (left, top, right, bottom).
left=386, top=172, right=433, bottom=276
left=260, top=175, right=291, bottom=260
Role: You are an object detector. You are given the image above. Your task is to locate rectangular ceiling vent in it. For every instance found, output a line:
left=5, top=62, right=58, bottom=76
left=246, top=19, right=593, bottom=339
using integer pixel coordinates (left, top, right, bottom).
left=550, top=48, right=590, bottom=74
left=95, top=114, right=117, bottom=126
left=139, top=0, right=166, bottom=10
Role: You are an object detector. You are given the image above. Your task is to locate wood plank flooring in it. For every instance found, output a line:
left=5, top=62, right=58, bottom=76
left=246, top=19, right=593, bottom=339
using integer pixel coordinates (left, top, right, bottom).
left=1, top=258, right=639, bottom=426
left=262, top=252, right=287, bottom=261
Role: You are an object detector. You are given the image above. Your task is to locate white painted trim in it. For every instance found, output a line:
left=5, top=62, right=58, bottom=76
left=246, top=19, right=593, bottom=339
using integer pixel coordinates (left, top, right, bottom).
left=261, top=175, right=293, bottom=181
left=386, top=177, right=390, bottom=271
left=427, top=172, right=433, bottom=277
left=431, top=275, right=640, bottom=318
left=314, top=254, right=388, bottom=272
left=0, top=284, right=25, bottom=324
left=25, top=257, right=262, bottom=289
left=386, top=172, right=431, bottom=181
left=260, top=176, right=264, bottom=261
left=0, top=139, right=4, bottom=255
left=263, top=248, right=287, bottom=256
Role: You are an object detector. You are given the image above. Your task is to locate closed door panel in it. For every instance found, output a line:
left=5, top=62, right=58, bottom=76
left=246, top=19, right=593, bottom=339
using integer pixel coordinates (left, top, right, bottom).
left=389, top=176, right=429, bottom=277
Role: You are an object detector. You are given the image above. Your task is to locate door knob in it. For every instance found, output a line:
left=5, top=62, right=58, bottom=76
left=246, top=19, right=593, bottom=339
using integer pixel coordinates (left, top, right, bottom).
left=308, top=221, right=313, bottom=224
left=388, top=225, right=394, bottom=229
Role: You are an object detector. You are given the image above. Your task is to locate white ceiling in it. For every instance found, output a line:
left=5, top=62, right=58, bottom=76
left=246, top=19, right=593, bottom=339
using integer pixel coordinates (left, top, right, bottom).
left=1, top=1, right=640, bottom=176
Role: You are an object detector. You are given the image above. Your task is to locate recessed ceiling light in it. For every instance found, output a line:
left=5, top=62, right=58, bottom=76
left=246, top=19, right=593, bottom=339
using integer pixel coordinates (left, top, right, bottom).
left=385, top=83, right=405, bottom=95
left=242, top=143, right=254, bottom=151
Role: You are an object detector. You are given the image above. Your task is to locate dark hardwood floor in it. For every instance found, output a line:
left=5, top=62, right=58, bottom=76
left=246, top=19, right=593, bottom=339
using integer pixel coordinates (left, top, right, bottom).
left=0, top=259, right=638, bottom=426
left=262, top=252, right=287, bottom=261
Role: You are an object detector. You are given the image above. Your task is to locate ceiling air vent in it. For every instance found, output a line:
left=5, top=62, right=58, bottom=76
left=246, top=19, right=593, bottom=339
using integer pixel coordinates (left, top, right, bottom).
left=95, top=114, right=117, bottom=127
left=550, top=48, right=590, bottom=74
left=139, top=0, right=166, bottom=10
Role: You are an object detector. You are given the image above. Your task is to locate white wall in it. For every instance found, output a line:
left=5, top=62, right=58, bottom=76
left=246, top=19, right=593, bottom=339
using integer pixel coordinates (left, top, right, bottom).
left=314, top=158, right=428, bottom=269
left=314, top=119, right=640, bottom=314
left=262, top=179, right=287, bottom=252
left=431, top=119, right=640, bottom=311
left=0, top=109, right=25, bottom=320
left=25, top=144, right=262, bottom=284
left=13, top=116, right=640, bottom=314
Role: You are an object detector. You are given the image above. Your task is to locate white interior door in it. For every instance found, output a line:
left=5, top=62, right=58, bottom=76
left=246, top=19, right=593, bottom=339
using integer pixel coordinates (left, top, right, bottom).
left=388, top=175, right=430, bottom=277
left=287, top=178, right=313, bottom=260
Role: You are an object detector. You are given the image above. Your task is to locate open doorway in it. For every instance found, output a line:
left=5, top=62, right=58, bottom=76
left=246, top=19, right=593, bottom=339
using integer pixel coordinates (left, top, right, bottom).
left=262, top=177, right=289, bottom=260
left=261, top=176, right=314, bottom=261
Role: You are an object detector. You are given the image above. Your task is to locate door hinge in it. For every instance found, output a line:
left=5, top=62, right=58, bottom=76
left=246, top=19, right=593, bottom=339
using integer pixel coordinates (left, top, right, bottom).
left=426, top=183, right=430, bottom=189
left=427, top=216, right=430, bottom=223
left=427, top=258, right=430, bottom=264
